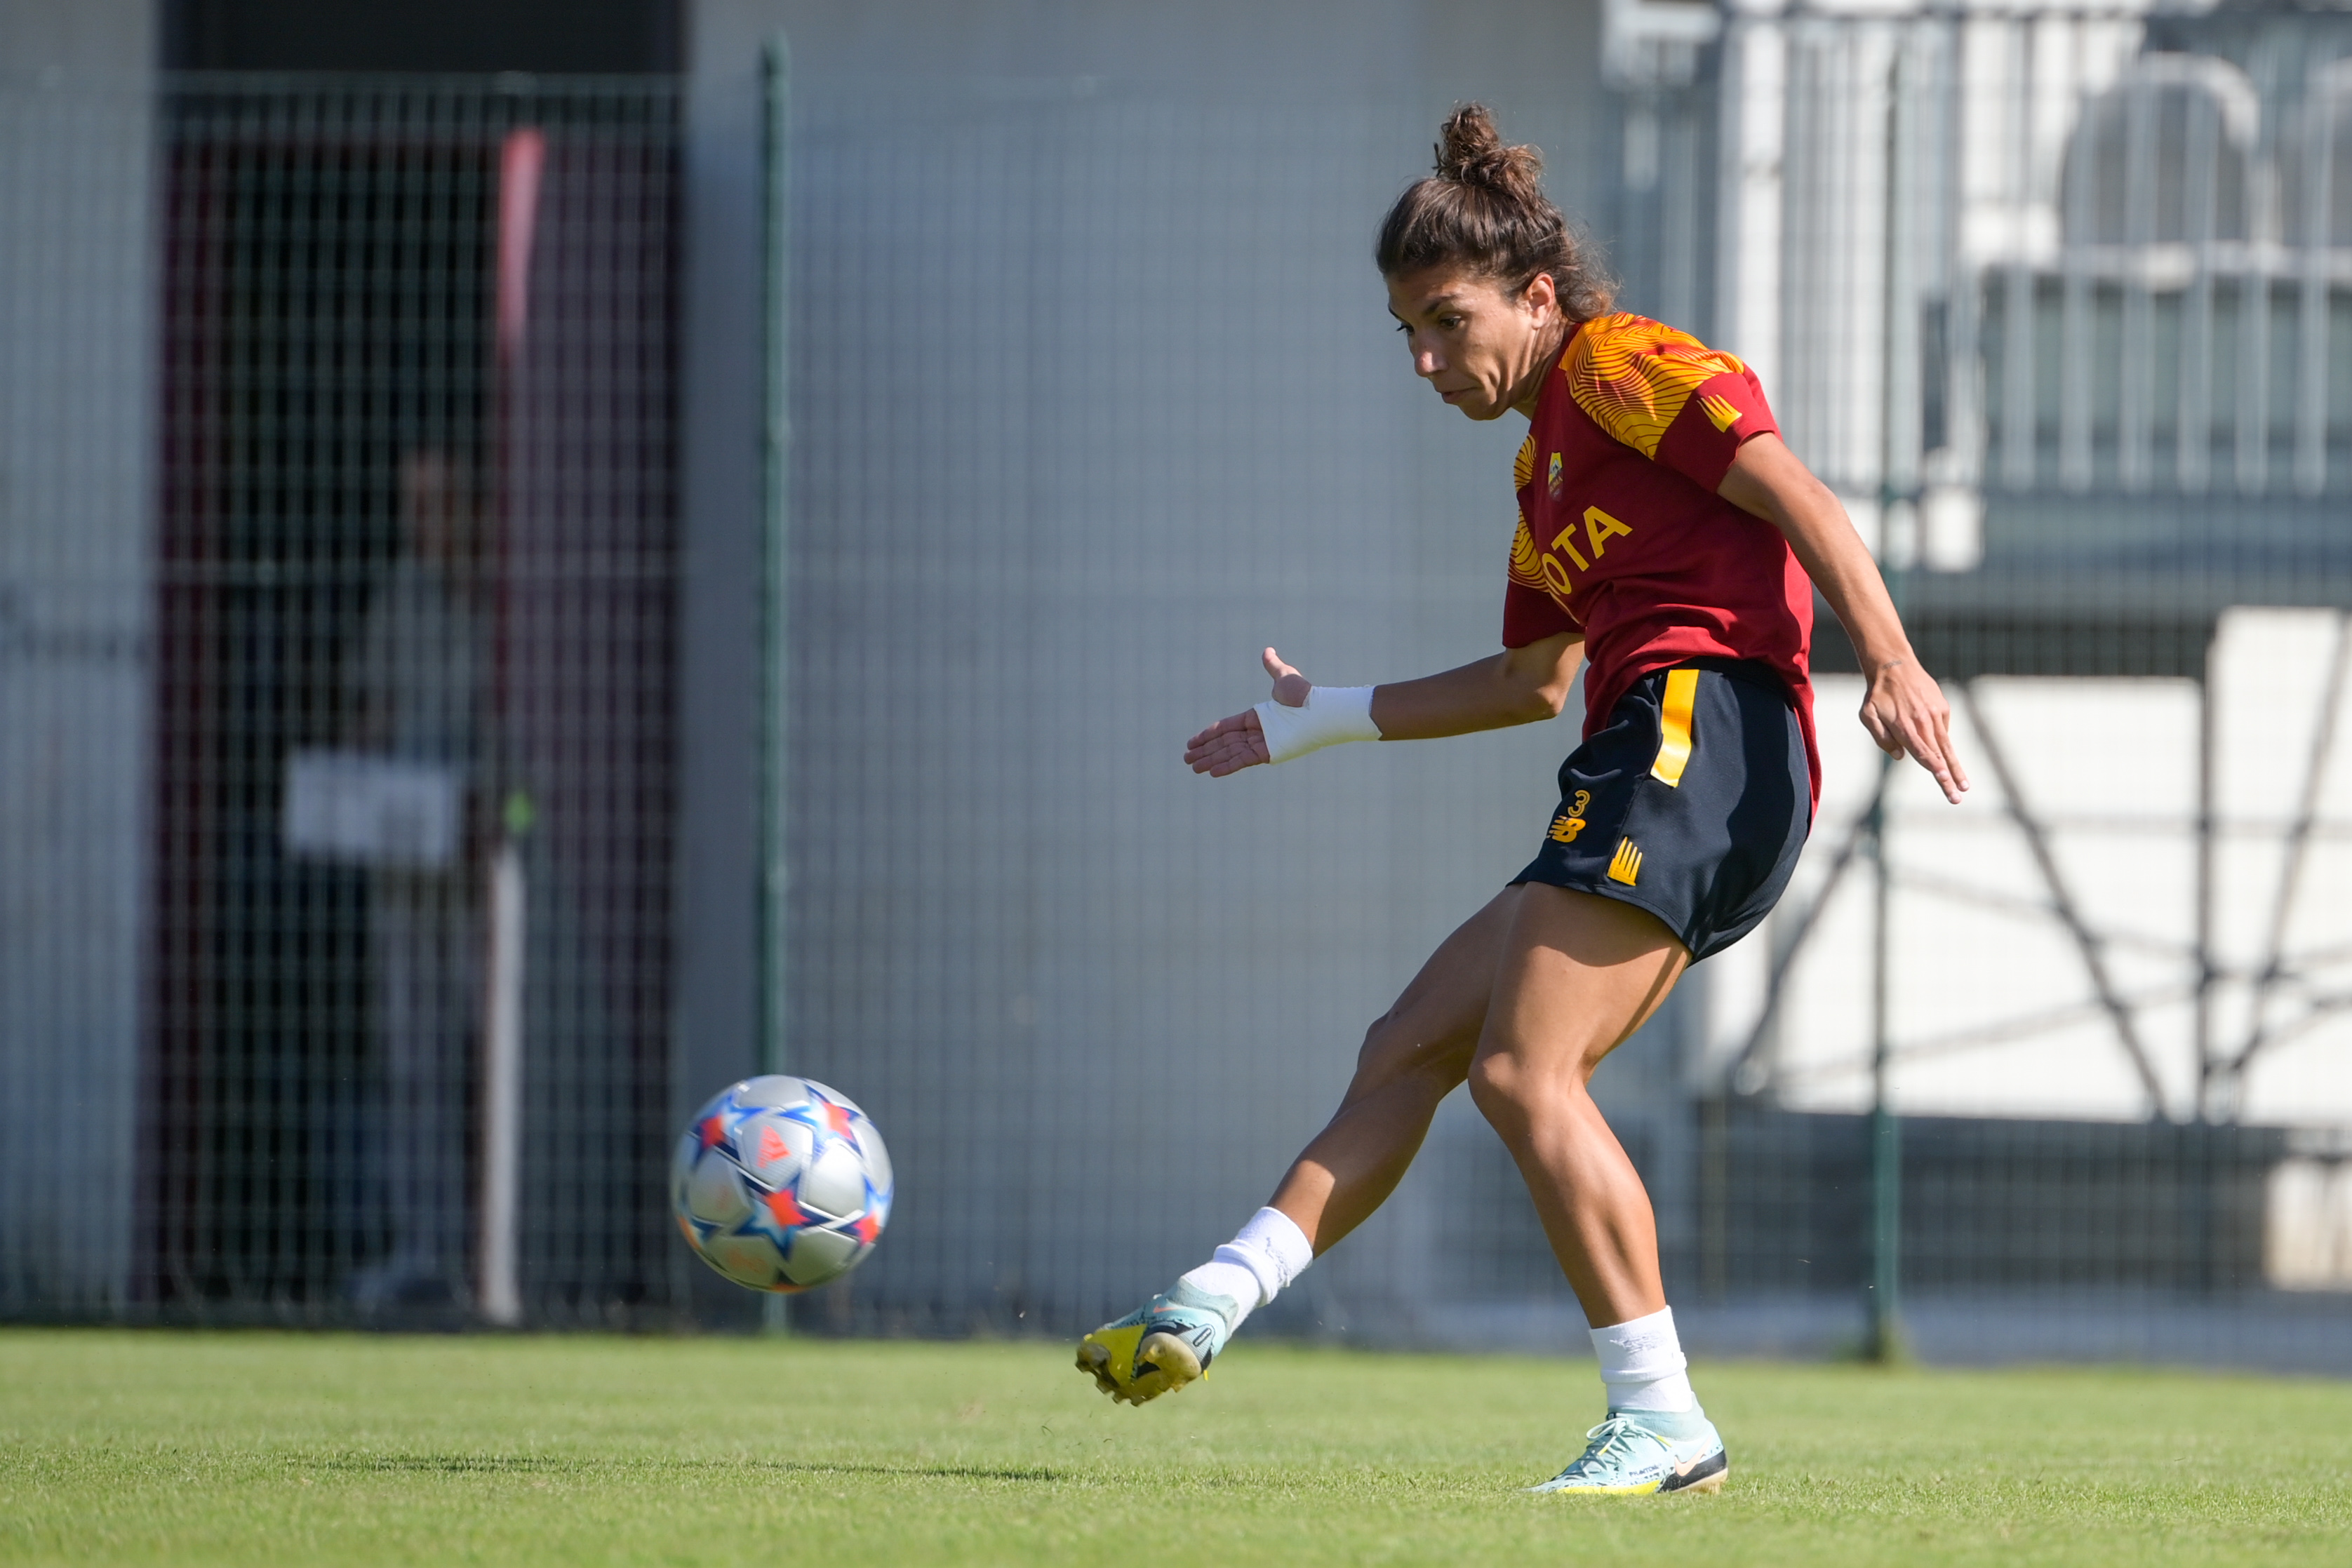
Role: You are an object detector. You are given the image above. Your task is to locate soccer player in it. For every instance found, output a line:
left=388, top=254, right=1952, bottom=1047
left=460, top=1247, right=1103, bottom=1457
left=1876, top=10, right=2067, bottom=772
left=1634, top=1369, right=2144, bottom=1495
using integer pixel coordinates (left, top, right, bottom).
left=1075, top=106, right=1967, bottom=1493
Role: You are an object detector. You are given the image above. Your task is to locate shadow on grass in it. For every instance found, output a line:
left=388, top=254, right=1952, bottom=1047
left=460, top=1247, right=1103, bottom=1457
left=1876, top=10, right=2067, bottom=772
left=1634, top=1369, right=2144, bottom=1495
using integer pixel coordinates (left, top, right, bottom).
left=321, top=1454, right=1061, bottom=1483
left=319, top=1456, right=579, bottom=1475
left=754, top=1461, right=1063, bottom=1483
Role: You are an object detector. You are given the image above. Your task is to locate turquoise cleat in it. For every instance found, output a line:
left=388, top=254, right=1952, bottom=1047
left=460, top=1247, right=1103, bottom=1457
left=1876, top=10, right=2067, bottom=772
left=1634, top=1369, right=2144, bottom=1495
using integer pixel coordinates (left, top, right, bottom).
left=1074, top=1280, right=1241, bottom=1405
left=1527, top=1409, right=1729, bottom=1495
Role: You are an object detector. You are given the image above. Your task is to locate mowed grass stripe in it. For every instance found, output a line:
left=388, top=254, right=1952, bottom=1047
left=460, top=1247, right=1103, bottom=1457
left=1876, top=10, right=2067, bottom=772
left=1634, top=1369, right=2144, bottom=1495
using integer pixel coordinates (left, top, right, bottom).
left=0, top=1329, right=2346, bottom=1566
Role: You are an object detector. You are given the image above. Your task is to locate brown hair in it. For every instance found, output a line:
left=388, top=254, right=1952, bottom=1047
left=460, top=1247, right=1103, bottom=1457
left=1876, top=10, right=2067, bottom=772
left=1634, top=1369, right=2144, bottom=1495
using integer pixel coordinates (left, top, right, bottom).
left=1375, top=104, right=1613, bottom=319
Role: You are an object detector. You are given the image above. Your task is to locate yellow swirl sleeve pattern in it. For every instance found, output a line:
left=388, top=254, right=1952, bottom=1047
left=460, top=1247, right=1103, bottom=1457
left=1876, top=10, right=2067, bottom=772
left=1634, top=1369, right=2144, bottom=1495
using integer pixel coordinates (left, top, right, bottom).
left=1563, top=314, right=1751, bottom=460
left=1509, top=514, right=1546, bottom=592
left=1508, top=433, right=1546, bottom=592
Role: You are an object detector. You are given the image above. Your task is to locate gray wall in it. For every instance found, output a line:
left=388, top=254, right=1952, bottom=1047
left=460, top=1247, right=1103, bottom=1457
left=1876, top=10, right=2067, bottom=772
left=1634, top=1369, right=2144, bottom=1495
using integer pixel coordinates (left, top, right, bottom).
left=679, top=0, right=1696, bottom=1339
left=0, top=0, right=156, bottom=1313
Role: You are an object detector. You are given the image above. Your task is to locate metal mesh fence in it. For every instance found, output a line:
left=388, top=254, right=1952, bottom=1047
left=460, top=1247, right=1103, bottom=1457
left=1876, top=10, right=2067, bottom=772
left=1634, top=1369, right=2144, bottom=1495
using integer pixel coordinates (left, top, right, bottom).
left=1690, top=3, right=2352, bottom=1365
left=2, top=8, right=2350, bottom=1369
left=5, top=74, right=683, bottom=1324
left=768, top=74, right=1594, bottom=1339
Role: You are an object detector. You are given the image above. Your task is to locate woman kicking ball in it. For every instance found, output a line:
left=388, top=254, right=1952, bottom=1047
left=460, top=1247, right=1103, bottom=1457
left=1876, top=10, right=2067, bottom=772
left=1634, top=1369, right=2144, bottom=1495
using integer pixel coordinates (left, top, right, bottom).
left=1076, top=105, right=1966, bottom=1495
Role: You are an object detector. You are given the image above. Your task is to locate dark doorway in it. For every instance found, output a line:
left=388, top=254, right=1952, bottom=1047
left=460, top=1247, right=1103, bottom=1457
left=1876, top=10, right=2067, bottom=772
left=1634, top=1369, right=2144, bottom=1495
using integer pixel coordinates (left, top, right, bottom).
left=145, top=79, right=685, bottom=1322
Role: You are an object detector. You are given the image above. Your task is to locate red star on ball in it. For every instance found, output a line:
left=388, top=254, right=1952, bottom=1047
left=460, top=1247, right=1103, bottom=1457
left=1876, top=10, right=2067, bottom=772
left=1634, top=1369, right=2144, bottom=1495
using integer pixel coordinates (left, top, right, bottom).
left=814, top=1094, right=854, bottom=1141
left=790, top=1092, right=856, bottom=1144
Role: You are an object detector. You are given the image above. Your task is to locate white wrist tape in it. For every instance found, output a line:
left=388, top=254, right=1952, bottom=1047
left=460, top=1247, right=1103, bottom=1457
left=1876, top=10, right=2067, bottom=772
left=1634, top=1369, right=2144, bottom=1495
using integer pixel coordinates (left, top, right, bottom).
left=1254, top=685, right=1380, bottom=764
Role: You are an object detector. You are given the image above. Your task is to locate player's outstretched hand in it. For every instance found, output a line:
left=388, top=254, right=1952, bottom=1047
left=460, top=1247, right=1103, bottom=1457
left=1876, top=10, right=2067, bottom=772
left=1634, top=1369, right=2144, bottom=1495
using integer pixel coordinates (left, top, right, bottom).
left=1184, top=648, right=1309, bottom=777
left=1860, top=657, right=1970, bottom=804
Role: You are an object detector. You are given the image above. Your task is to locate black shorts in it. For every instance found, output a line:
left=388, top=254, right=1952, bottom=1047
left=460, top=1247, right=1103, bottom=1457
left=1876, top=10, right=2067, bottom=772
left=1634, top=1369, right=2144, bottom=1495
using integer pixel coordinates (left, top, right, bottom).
left=1510, top=659, right=1812, bottom=962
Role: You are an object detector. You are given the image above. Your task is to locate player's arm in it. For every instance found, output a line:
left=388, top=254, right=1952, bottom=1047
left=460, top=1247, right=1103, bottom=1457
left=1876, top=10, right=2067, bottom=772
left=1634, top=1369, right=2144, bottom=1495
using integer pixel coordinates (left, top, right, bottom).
left=1716, top=432, right=1969, bottom=803
left=1184, top=632, right=1582, bottom=778
left=1364, top=633, right=1584, bottom=738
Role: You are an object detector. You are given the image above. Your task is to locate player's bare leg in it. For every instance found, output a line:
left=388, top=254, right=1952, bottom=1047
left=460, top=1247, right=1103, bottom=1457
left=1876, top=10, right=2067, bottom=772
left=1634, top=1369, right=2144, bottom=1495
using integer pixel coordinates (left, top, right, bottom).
left=1078, top=884, right=1711, bottom=1428
left=1263, top=887, right=1516, bottom=1248
left=1464, top=885, right=1684, bottom=1322
left=1076, top=890, right=1509, bottom=1403
left=1465, top=883, right=1727, bottom=1494
left=1078, top=879, right=1729, bottom=1489
left=1263, top=887, right=1689, bottom=1305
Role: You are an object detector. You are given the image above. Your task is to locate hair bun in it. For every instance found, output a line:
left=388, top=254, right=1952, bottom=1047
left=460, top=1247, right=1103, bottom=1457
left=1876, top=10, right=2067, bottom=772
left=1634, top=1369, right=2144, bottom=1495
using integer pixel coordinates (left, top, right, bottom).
left=1435, top=103, right=1543, bottom=200
left=1379, top=102, right=1613, bottom=321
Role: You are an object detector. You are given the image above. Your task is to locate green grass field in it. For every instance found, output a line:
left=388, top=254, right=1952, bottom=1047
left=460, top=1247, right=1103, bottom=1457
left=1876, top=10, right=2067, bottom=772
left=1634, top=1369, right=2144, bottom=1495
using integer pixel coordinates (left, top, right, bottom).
left=1, top=1330, right=2346, bottom=1567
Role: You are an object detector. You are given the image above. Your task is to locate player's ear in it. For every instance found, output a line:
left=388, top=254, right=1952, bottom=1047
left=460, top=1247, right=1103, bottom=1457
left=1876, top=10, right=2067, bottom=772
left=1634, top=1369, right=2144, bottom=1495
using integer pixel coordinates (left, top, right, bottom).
left=1521, top=272, right=1558, bottom=320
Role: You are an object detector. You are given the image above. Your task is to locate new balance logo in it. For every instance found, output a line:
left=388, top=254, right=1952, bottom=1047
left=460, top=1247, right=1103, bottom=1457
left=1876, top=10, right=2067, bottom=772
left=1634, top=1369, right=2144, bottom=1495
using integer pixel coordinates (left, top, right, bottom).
left=1608, top=837, right=1643, bottom=885
left=1549, top=789, right=1593, bottom=845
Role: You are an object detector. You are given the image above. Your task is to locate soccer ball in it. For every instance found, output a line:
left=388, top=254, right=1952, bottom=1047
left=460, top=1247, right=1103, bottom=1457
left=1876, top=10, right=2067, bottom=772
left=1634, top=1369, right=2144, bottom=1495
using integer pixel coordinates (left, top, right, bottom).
left=671, top=1076, right=893, bottom=1292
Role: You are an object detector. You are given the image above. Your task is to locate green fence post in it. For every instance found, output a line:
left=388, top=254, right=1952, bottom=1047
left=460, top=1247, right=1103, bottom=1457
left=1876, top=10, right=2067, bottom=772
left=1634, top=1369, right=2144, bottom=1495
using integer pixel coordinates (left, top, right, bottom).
left=758, top=29, right=794, bottom=1338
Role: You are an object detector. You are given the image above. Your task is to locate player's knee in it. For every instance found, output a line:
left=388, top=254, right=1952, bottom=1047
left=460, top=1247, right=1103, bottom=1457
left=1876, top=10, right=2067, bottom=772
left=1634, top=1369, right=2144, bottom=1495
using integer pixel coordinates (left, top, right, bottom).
left=1468, top=1042, right=1598, bottom=1132
left=1465, top=1050, right=1530, bottom=1132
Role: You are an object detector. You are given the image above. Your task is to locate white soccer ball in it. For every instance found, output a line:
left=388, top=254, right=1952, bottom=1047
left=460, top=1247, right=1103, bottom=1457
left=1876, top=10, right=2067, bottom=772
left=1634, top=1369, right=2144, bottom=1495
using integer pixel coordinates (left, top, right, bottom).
left=670, top=1076, right=893, bottom=1292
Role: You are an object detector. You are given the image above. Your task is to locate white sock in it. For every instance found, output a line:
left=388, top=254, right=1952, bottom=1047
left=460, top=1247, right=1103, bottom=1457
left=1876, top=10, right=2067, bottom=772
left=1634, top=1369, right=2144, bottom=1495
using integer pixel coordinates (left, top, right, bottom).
left=1177, top=1207, right=1314, bottom=1330
left=1589, top=1306, right=1696, bottom=1413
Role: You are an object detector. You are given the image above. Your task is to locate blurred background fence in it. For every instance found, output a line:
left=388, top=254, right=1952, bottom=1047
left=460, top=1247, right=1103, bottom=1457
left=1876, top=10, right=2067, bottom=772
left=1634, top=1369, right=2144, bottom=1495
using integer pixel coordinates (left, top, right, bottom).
left=2, top=0, right=2349, bottom=1372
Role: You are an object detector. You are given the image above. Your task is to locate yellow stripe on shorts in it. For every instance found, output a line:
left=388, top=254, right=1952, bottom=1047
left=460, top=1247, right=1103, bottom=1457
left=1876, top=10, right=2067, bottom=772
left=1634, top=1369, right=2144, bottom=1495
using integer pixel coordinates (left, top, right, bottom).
left=1651, top=668, right=1699, bottom=786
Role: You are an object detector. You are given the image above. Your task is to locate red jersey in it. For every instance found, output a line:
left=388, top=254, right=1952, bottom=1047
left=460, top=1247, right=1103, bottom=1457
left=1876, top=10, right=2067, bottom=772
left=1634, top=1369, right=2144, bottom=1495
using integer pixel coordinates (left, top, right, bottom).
left=1503, top=312, right=1819, bottom=805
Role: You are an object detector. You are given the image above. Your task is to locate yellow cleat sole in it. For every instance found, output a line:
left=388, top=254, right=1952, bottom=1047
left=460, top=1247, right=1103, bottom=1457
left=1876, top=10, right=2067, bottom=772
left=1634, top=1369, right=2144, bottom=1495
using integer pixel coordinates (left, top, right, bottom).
left=1075, top=1327, right=1207, bottom=1405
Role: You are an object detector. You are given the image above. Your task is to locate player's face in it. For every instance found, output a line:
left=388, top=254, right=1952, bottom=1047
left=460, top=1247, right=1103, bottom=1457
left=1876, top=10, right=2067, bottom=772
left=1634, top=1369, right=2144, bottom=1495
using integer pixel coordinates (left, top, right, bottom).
left=1386, top=264, right=1561, bottom=422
